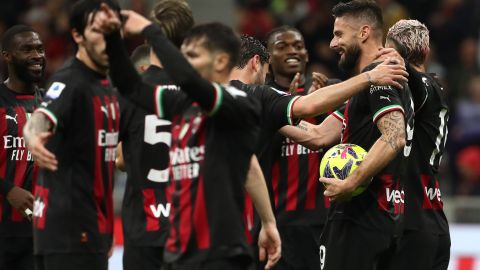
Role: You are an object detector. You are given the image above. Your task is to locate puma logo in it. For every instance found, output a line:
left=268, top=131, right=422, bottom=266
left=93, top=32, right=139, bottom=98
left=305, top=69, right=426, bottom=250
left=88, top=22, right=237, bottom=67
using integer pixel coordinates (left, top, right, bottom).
left=6, top=114, right=18, bottom=124
left=380, top=95, right=391, bottom=102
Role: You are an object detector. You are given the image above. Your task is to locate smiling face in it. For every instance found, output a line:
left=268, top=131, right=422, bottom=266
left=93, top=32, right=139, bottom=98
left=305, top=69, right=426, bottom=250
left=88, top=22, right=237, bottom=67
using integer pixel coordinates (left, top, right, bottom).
left=330, top=16, right=361, bottom=73
left=6, top=31, right=46, bottom=83
left=268, top=30, right=308, bottom=79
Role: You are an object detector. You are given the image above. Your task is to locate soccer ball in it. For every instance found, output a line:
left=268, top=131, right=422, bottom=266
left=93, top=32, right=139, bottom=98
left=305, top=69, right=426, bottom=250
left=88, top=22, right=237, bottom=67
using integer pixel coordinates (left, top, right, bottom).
left=319, top=144, right=368, bottom=196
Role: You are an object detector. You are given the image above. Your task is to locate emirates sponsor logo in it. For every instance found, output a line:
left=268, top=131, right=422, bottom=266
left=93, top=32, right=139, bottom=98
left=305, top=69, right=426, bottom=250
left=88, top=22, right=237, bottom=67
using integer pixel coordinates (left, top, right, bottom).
left=3, top=136, right=33, bottom=161
left=170, top=146, right=204, bottom=181
left=281, top=137, right=320, bottom=157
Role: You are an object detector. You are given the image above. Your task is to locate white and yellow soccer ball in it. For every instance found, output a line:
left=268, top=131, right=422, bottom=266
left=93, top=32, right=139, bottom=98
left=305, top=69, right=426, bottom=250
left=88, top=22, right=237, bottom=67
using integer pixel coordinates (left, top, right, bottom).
left=319, top=143, right=369, bottom=196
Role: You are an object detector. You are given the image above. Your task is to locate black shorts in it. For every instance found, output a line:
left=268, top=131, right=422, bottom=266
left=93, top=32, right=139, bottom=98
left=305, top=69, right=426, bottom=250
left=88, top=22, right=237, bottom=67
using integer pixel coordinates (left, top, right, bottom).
left=123, top=244, right=163, bottom=270
left=386, top=230, right=450, bottom=270
left=0, top=236, right=33, bottom=270
left=163, top=255, right=253, bottom=270
left=258, top=225, right=322, bottom=270
left=34, top=253, right=107, bottom=270
left=318, top=219, right=396, bottom=270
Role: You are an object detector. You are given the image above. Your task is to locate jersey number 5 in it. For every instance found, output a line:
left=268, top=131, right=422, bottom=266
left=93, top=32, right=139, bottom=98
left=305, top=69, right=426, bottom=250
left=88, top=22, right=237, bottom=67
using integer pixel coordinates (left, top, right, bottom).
left=144, top=115, right=171, bottom=183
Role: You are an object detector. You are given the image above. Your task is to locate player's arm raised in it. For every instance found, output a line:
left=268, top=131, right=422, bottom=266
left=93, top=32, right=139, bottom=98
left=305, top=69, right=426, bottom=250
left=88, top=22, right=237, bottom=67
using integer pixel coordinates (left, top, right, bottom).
left=24, top=112, right=57, bottom=171
left=244, top=155, right=281, bottom=270
left=292, top=59, right=408, bottom=118
left=320, top=110, right=406, bottom=201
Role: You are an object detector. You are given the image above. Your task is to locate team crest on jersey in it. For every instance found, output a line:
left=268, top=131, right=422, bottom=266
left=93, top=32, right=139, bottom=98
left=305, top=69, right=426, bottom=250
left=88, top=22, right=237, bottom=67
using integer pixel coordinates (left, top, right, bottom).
left=45, top=82, right=66, bottom=100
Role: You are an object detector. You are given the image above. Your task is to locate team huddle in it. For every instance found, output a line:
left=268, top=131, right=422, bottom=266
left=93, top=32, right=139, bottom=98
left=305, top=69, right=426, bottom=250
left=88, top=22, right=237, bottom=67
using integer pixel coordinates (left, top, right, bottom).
left=0, top=0, right=450, bottom=270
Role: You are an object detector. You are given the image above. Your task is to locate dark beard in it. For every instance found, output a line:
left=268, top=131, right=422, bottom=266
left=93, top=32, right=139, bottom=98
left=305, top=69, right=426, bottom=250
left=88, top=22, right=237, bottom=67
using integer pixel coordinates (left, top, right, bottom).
left=338, top=44, right=361, bottom=73
left=11, top=59, right=44, bottom=83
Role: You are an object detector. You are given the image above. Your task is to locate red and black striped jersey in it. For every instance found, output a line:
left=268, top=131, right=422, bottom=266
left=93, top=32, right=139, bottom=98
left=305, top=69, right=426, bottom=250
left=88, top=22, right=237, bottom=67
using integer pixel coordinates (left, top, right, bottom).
left=154, top=83, right=260, bottom=263
left=403, top=67, right=449, bottom=234
left=0, top=83, right=41, bottom=237
left=32, top=58, right=126, bottom=254
left=331, top=62, right=414, bottom=234
left=120, top=66, right=173, bottom=247
left=264, top=80, right=329, bottom=226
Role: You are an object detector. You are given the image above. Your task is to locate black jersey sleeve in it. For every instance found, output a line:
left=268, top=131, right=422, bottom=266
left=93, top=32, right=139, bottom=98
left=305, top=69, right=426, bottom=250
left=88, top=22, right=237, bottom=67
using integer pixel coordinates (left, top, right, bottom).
left=367, top=84, right=405, bottom=123
left=35, top=79, right=77, bottom=131
left=259, top=85, right=301, bottom=129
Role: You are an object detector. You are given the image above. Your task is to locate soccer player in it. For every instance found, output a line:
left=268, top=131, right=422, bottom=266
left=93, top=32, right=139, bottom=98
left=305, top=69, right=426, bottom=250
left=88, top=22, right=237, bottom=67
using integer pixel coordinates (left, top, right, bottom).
left=0, top=24, right=45, bottom=270
left=119, top=1, right=194, bottom=270
left=230, top=34, right=409, bottom=270
left=23, top=1, right=124, bottom=270
left=95, top=6, right=281, bottom=270
left=318, top=1, right=414, bottom=269
left=385, top=19, right=450, bottom=270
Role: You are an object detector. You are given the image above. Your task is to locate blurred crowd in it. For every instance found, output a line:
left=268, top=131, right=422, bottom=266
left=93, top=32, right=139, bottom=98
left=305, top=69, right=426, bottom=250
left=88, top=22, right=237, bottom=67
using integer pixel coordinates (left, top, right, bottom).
left=1, top=0, right=480, bottom=196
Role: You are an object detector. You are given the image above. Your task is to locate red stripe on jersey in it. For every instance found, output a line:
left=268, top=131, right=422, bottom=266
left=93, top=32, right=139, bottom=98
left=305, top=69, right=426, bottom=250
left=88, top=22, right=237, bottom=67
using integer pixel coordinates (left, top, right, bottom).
left=15, top=95, right=34, bottom=99
left=341, top=100, right=351, bottom=143
left=305, top=153, right=318, bottom=209
left=193, top=126, right=210, bottom=249
left=286, top=146, right=299, bottom=211
left=142, top=188, right=160, bottom=231
left=0, top=109, right=7, bottom=179
left=242, top=192, right=254, bottom=244
left=271, top=161, right=280, bottom=208
left=166, top=116, right=182, bottom=253
left=194, top=175, right=210, bottom=249
left=377, top=174, right=393, bottom=211
left=178, top=116, right=193, bottom=253
left=92, top=96, right=107, bottom=233
left=12, top=107, right=28, bottom=221
left=103, top=96, right=115, bottom=234
left=0, top=109, right=6, bottom=222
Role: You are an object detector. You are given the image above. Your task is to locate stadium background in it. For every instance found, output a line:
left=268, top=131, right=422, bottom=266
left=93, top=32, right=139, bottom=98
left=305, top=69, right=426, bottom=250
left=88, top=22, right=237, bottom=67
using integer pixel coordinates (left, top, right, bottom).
left=1, top=0, right=479, bottom=269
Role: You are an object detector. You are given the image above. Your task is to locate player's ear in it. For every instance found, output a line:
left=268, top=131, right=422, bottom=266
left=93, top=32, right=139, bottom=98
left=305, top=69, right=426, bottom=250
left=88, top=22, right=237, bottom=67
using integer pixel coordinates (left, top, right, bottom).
left=2, top=50, right=11, bottom=63
left=71, top=29, right=84, bottom=45
left=359, top=25, right=370, bottom=43
left=213, top=52, right=230, bottom=72
left=250, top=55, right=261, bottom=72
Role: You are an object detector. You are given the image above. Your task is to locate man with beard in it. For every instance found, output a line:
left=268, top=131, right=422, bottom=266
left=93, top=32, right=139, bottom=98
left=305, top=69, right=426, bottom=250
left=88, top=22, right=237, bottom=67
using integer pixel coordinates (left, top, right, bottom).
left=385, top=19, right=450, bottom=270
left=318, top=1, right=414, bottom=269
left=23, top=1, right=127, bottom=270
left=232, top=34, right=408, bottom=270
left=0, top=24, right=45, bottom=270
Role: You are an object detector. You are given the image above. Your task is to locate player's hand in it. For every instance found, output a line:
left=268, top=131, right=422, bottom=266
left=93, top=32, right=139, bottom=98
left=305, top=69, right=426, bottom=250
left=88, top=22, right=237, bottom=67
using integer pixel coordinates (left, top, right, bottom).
left=6, top=186, right=34, bottom=221
left=375, top=47, right=405, bottom=67
left=288, top=72, right=301, bottom=95
left=120, top=10, right=152, bottom=37
left=92, top=3, right=122, bottom=34
left=367, top=58, right=408, bottom=89
left=319, top=177, right=355, bottom=202
left=307, top=72, right=329, bottom=94
left=27, top=132, right=58, bottom=171
left=258, top=222, right=281, bottom=269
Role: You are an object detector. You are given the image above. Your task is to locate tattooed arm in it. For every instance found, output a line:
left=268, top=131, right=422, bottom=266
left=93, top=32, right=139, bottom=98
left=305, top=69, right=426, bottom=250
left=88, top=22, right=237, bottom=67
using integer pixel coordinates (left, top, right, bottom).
left=320, top=111, right=406, bottom=201
left=279, top=115, right=342, bottom=150
left=23, top=112, right=58, bottom=171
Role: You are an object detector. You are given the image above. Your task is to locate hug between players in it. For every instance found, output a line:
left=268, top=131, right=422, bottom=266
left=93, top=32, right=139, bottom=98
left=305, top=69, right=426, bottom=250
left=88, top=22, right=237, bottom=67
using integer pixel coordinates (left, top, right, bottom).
left=0, top=0, right=450, bottom=270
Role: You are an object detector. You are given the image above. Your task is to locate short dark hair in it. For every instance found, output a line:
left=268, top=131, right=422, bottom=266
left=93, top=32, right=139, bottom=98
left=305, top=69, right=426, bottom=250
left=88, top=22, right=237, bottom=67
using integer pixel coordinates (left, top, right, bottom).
left=183, top=22, right=240, bottom=70
left=150, top=0, right=194, bottom=48
left=1, top=25, right=37, bottom=52
left=332, top=0, right=383, bottom=35
left=236, top=35, right=269, bottom=68
left=130, top=44, right=151, bottom=66
left=265, top=25, right=302, bottom=47
left=69, top=0, right=121, bottom=36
